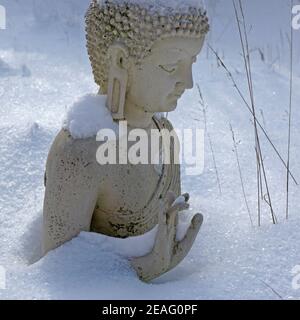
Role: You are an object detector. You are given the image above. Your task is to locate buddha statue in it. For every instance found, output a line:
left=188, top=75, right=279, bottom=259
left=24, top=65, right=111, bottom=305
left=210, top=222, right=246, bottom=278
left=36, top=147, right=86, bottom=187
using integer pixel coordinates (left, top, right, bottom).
left=43, top=0, right=209, bottom=282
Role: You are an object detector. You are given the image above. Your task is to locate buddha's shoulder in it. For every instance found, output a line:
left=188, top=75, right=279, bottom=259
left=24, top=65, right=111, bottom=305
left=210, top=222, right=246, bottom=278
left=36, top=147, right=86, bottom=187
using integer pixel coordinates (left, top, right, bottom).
left=46, top=129, right=99, bottom=170
left=45, top=128, right=105, bottom=186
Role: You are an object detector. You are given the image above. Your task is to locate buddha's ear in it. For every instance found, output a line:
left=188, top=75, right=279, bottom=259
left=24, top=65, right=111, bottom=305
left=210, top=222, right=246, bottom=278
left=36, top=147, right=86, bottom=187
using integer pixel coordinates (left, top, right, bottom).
left=106, top=42, right=129, bottom=120
left=108, top=42, right=130, bottom=71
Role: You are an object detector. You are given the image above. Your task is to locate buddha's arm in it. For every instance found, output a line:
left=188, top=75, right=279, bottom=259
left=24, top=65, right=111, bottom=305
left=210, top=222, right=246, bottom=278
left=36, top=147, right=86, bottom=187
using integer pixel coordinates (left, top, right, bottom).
left=42, top=130, right=100, bottom=255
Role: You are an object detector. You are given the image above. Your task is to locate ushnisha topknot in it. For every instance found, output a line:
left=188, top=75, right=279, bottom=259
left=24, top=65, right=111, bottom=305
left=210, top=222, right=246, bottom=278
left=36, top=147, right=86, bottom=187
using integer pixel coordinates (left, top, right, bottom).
left=85, top=0, right=209, bottom=93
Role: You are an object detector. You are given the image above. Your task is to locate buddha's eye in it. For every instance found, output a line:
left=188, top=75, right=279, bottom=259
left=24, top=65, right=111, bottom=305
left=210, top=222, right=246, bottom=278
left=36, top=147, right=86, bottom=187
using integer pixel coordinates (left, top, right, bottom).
left=159, top=64, right=177, bottom=74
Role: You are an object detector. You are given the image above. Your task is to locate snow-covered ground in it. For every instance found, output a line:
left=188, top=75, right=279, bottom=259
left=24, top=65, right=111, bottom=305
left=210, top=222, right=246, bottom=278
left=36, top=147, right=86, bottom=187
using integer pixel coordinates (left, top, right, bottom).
left=1, top=0, right=300, bottom=299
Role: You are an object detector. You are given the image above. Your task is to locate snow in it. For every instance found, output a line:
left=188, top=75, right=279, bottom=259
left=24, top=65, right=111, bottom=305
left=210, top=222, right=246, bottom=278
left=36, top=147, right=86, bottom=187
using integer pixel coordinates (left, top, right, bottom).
left=63, top=94, right=118, bottom=139
left=1, top=0, right=300, bottom=300
left=172, top=196, right=186, bottom=206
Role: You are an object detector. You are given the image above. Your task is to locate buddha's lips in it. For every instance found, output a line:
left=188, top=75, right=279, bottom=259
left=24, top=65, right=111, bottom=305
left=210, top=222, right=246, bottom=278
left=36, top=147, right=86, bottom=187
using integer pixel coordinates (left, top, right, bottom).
left=168, top=87, right=185, bottom=99
left=170, top=91, right=184, bottom=99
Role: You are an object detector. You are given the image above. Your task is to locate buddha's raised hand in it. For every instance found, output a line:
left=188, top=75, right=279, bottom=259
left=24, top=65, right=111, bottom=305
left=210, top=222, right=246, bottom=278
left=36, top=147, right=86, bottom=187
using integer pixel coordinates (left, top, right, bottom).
left=131, top=191, right=203, bottom=282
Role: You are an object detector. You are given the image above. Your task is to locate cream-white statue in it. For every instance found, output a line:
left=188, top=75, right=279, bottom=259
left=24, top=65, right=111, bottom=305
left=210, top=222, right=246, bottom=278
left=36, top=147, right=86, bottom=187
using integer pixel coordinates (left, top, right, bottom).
left=43, top=0, right=209, bottom=282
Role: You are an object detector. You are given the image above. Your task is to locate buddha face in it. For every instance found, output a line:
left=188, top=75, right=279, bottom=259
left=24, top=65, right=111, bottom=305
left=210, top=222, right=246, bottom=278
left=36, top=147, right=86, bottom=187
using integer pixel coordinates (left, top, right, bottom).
left=126, top=36, right=205, bottom=113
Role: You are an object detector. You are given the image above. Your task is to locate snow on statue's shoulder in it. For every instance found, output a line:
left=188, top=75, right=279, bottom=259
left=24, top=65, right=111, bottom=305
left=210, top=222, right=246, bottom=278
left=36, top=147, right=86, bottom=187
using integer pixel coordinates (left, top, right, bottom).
left=63, top=94, right=118, bottom=139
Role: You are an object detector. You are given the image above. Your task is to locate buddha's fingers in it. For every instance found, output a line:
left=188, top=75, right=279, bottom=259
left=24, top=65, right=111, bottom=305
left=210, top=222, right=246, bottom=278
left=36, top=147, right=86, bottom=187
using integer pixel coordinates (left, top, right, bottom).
left=168, top=193, right=190, bottom=215
left=167, top=202, right=190, bottom=220
left=182, top=193, right=190, bottom=203
left=165, top=200, right=190, bottom=244
left=166, top=191, right=176, bottom=207
left=158, top=199, right=167, bottom=225
left=154, top=200, right=169, bottom=247
left=170, top=213, right=203, bottom=269
left=167, top=191, right=189, bottom=207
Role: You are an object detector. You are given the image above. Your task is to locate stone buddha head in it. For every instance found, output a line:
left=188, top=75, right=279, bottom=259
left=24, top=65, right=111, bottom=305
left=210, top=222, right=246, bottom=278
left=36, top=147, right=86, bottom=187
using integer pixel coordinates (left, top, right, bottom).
left=85, top=0, right=209, bottom=126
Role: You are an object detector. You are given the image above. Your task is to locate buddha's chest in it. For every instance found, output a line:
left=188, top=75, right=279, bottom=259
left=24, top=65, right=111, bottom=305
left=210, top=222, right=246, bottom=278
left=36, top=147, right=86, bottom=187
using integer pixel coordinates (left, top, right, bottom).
left=98, top=163, right=163, bottom=212
left=91, top=161, right=180, bottom=238
left=90, top=117, right=181, bottom=237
